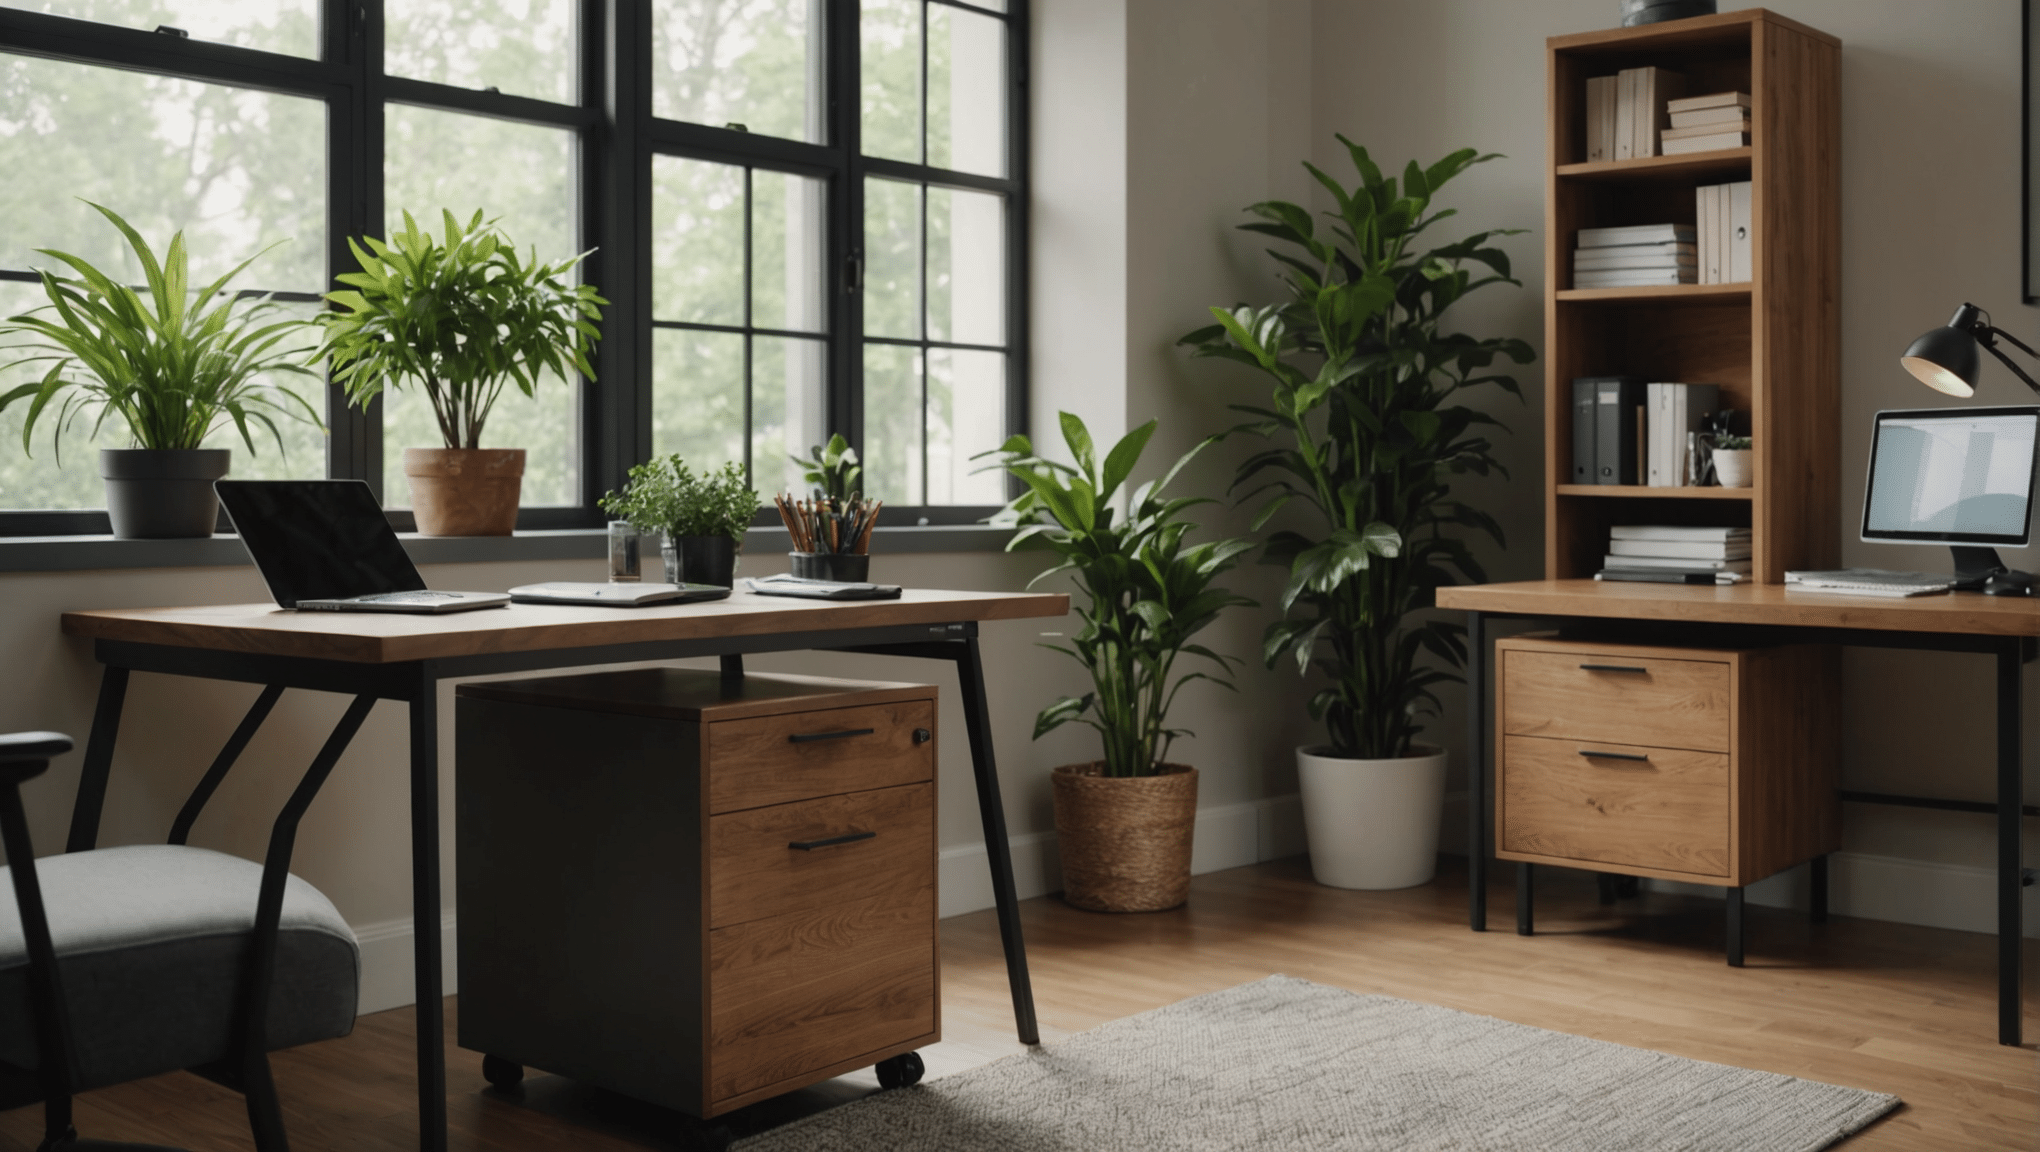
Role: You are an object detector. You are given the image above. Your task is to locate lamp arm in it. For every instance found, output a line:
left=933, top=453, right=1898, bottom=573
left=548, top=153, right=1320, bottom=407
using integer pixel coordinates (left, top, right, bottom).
left=1979, top=335, right=2040, bottom=396
left=1985, top=323, right=2040, bottom=360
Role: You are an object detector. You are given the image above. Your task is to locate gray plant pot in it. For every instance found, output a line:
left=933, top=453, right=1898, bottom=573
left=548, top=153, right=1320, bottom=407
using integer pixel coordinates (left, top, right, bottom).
left=1620, top=0, right=1716, bottom=25
left=662, top=534, right=738, bottom=588
left=99, top=448, right=230, bottom=539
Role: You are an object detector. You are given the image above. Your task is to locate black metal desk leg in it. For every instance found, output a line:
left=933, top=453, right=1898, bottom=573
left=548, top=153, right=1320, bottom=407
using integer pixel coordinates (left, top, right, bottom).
left=409, top=671, right=448, bottom=1150
left=1997, top=643, right=2024, bottom=1047
left=956, top=635, right=1040, bottom=1045
left=66, top=665, right=129, bottom=853
left=1468, top=611, right=1487, bottom=932
left=1515, top=863, right=1533, bottom=935
left=1726, top=887, right=1745, bottom=968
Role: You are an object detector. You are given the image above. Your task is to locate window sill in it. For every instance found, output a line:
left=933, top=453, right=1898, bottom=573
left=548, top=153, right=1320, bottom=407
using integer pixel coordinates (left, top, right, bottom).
left=0, top=523, right=1017, bottom=574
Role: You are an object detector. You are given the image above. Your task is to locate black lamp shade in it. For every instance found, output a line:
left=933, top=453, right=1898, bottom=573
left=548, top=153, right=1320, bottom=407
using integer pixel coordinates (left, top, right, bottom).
left=1901, top=323, right=1981, bottom=397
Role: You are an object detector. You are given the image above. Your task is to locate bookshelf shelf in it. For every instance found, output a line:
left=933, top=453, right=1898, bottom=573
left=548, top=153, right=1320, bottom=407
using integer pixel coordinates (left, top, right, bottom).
left=1557, top=484, right=1755, bottom=501
left=1543, top=9, right=1839, bottom=584
left=1556, top=148, right=1752, bottom=182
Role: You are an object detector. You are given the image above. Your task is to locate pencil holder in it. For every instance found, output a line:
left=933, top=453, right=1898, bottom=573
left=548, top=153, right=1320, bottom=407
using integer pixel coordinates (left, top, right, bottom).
left=789, top=551, right=870, bottom=582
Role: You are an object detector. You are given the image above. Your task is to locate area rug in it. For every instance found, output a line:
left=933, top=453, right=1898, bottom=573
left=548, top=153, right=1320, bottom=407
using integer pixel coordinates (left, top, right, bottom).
left=733, top=975, right=1897, bottom=1152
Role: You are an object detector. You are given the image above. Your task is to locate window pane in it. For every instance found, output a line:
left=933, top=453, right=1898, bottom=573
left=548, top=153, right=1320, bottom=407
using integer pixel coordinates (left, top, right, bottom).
left=859, top=0, right=920, bottom=164
left=23, top=1, right=316, bottom=56
left=0, top=56, right=326, bottom=291
left=926, top=187, right=1003, bottom=345
left=652, top=328, right=746, bottom=472
left=862, top=342, right=921, bottom=504
left=653, top=0, right=825, bottom=144
left=753, top=336, right=826, bottom=496
left=652, top=156, right=746, bottom=326
left=383, top=107, right=579, bottom=505
left=927, top=3, right=1005, bottom=177
left=385, top=0, right=576, bottom=104
left=752, top=170, right=827, bottom=334
left=926, top=348, right=1003, bottom=504
left=863, top=177, right=920, bottom=340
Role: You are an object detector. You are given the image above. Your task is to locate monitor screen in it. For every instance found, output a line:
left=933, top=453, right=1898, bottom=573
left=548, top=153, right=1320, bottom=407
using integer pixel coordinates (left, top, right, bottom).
left=215, top=480, right=427, bottom=607
left=1861, top=406, right=2040, bottom=546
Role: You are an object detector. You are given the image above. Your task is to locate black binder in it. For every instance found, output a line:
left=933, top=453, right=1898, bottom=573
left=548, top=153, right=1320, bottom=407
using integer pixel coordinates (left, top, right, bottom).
left=1571, top=379, right=1598, bottom=484
left=1582, top=376, right=1646, bottom=485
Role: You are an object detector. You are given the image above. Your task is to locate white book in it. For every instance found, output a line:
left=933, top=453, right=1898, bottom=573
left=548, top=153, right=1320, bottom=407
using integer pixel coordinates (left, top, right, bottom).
left=1610, top=524, right=1751, bottom=541
left=1667, top=90, right=1750, bottom=114
left=1602, top=554, right=1753, bottom=572
left=1669, top=106, right=1752, bottom=129
left=1719, top=177, right=1737, bottom=285
left=1577, top=223, right=1696, bottom=248
left=1574, top=253, right=1697, bottom=271
left=1586, top=75, right=1615, bottom=162
left=1645, top=383, right=1667, bottom=487
left=1663, top=131, right=1749, bottom=154
left=1601, top=75, right=1619, bottom=165
left=1615, top=68, right=1636, bottom=160
left=1609, top=539, right=1752, bottom=559
left=1697, top=184, right=1720, bottom=284
left=1581, top=241, right=1697, bottom=257
left=1575, top=268, right=1696, bottom=287
left=1729, top=180, right=1752, bottom=283
left=1664, top=119, right=1750, bottom=140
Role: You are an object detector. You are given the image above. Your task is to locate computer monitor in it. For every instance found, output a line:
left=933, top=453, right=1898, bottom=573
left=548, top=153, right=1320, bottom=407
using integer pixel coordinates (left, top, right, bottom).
left=1861, top=405, right=2040, bottom=583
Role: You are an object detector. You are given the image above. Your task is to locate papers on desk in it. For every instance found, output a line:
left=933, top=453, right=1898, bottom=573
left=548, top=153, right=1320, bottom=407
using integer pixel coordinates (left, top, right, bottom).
left=1782, top=570, right=1953, bottom=597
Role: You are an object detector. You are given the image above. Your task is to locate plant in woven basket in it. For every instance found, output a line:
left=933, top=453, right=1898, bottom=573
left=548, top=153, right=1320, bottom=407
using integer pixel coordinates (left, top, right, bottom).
left=981, top=412, right=1256, bottom=777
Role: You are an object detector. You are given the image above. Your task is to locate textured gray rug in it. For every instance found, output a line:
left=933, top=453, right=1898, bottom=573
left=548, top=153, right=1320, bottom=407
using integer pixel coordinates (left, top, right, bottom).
left=733, top=975, right=1898, bottom=1151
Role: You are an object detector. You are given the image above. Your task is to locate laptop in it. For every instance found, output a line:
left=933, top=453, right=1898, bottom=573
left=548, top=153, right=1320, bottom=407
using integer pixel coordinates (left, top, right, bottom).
left=216, top=480, right=511, bottom=613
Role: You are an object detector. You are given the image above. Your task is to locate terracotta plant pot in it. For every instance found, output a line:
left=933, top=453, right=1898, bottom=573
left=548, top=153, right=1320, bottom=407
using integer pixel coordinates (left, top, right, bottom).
left=100, top=448, right=230, bottom=539
left=403, top=447, right=524, bottom=536
left=1051, top=762, right=1198, bottom=912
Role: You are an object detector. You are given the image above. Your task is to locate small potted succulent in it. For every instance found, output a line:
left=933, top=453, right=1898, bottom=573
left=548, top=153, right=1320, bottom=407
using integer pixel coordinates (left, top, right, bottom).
left=1711, top=434, right=1753, bottom=487
left=983, top=413, right=1255, bottom=913
left=601, top=454, right=759, bottom=587
left=0, top=202, right=321, bottom=538
left=316, top=209, right=604, bottom=535
left=775, top=434, right=880, bottom=581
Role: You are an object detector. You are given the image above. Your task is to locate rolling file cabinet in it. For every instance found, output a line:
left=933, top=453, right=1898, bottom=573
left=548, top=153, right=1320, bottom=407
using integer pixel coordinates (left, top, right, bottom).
left=454, top=668, right=939, bottom=1125
left=1495, top=635, right=1839, bottom=963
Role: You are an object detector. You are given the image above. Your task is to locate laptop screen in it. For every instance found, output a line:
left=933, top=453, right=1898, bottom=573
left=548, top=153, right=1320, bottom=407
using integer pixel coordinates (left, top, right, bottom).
left=216, top=481, right=427, bottom=608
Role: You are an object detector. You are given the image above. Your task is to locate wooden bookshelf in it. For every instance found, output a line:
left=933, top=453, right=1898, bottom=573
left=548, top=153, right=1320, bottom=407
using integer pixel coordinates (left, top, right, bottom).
left=1544, top=10, right=1840, bottom=583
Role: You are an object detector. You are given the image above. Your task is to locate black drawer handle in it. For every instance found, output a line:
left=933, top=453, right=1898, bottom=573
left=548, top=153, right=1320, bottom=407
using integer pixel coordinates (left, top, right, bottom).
left=788, top=727, right=876, bottom=744
left=788, top=830, right=877, bottom=851
left=1579, top=664, right=1649, bottom=674
left=1578, top=749, right=1650, bottom=763
left=913, top=727, right=932, bottom=745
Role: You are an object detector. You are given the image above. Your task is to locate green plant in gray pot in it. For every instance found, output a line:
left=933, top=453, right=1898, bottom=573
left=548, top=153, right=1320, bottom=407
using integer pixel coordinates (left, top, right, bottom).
left=601, top=455, right=759, bottom=587
left=1180, top=142, right=1533, bottom=890
left=981, top=413, right=1255, bottom=912
left=0, top=202, right=321, bottom=538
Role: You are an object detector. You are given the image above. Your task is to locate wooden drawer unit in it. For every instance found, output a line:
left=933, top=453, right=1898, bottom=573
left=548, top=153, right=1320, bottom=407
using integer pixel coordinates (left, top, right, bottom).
left=1496, top=636, right=1838, bottom=887
left=454, top=668, right=939, bottom=1120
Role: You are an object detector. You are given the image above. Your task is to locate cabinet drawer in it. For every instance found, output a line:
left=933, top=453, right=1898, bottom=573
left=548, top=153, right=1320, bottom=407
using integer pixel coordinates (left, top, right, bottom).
left=708, top=701, right=934, bottom=814
left=709, top=887, right=935, bottom=1105
left=1500, top=735, right=1728, bottom=877
left=1503, top=649, right=1730, bottom=752
left=709, top=783, right=932, bottom=929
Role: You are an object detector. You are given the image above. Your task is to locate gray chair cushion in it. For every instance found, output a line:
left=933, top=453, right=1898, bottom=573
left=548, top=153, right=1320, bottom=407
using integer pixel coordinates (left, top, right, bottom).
left=0, top=845, right=358, bottom=1091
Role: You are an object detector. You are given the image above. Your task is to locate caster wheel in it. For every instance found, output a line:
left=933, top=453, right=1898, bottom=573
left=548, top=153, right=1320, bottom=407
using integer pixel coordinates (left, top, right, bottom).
left=695, top=1122, right=734, bottom=1151
left=875, top=1051, right=924, bottom=1089
left=481, top=1054, right=524, bottom=1090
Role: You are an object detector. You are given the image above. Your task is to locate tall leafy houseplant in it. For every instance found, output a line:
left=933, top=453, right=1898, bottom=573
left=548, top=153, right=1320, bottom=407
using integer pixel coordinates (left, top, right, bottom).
left=983, top=414, right=1254, bottom=912
left=316, top=209, right=605, bottom=535
left=1180, top=143, right=1531, bottom=889
left=0, top=201, right=320, bottom=538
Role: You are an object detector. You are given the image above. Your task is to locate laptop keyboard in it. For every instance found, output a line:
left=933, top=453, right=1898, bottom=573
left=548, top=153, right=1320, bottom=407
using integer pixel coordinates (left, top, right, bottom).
left=359, top=591, right=462, bottom=604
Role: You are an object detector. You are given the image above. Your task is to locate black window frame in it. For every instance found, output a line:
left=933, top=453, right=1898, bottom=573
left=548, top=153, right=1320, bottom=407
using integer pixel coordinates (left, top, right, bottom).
left=0, top=0, right=1028, bottom=537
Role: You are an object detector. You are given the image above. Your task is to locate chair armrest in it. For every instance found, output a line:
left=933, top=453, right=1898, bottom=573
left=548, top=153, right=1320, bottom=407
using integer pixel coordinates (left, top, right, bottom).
left=0, top=733, right=71, bottom=785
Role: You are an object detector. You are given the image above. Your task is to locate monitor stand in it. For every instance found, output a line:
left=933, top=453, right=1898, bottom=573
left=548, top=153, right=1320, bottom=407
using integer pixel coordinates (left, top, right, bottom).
left=1951, top=546, right=2037, bottom=596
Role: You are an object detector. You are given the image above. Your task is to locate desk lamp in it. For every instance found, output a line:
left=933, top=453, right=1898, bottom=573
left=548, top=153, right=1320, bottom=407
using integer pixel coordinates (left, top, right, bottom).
left=1897, top=303, right=2040, bottom=594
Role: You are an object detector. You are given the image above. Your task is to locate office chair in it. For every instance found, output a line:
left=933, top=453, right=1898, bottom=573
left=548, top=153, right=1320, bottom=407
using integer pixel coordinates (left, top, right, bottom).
left=0, top=727, right=361, bottom=1151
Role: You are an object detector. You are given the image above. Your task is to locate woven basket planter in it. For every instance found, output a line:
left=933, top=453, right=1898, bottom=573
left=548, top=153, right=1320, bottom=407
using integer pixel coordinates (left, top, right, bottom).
left=1051, top=762, right=1198, bottom=913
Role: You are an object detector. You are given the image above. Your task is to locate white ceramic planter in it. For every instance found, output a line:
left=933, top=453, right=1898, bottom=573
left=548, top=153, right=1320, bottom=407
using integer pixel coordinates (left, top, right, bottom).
left=1713, top=447, right=1752, bottom=488
left=1296, top=743, right=1448, bottom=890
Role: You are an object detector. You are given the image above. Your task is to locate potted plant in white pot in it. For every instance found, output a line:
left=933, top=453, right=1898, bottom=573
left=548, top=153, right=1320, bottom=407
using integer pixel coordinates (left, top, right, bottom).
left=983, top=413, right=1255, bottom=912
left=0, top=202, right=321, bottom=538
left=316, top=209, right=605, bottom=535
left=600, top=454, right=759, bottom=587
left=1180, top=142, right=1533, bottom=889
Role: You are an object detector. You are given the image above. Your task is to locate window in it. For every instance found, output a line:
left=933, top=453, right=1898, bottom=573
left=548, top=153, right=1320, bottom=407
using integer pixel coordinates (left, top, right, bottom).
left=0, top=0, right=1026, bottom=535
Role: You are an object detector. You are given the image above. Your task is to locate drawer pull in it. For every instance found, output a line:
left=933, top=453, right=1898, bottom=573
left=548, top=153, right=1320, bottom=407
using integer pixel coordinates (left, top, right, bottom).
left=788, top=830, right=877, bottom=851
left=913, top=727, right=932, bottom=745
left=1578, top=664, right=1649, bottom=674
left=788, top=727, right=877, bottom=744
left=1578, top=749, right=1650, bottom=763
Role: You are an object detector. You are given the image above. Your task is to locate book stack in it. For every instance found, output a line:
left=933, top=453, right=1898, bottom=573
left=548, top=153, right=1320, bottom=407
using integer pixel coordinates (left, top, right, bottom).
left=1573, top=223, right=1696, bottom=289
left=1584, top=67, right=1686, bottom=161
left=1662, top=91, right=1750, bottom=154
left=1696, top=180, right=1752, bottom=284
left=1597, top=525, right=1752, bottom=584
left=1644, top=382, right=1720, bottom=487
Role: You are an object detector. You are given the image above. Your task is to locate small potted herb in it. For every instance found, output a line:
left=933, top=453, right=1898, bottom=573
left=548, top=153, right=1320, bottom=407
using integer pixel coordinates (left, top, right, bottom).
left=776, top=434, right=881, bottom=581
left=600, top=455, right=759, bottom=587
left=1712, top=434, right=1753, bottom=487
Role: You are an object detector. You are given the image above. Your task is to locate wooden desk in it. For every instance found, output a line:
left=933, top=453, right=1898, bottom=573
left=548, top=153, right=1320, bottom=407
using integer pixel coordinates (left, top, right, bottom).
left=1436, top=580, right=2034, bottom=1046
left=59, top=588, right=1068, bottom=1151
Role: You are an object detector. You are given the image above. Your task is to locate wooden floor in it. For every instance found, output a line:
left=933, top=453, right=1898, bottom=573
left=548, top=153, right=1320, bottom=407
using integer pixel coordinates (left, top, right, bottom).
left=6, top=857, right=2037, bottom=1150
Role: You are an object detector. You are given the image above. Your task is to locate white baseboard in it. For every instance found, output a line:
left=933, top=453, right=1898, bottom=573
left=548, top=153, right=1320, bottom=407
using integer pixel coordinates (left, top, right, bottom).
left=354, top=912, right=458, bottom=1015
left=1646, top=851, right=2040, bottom=939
